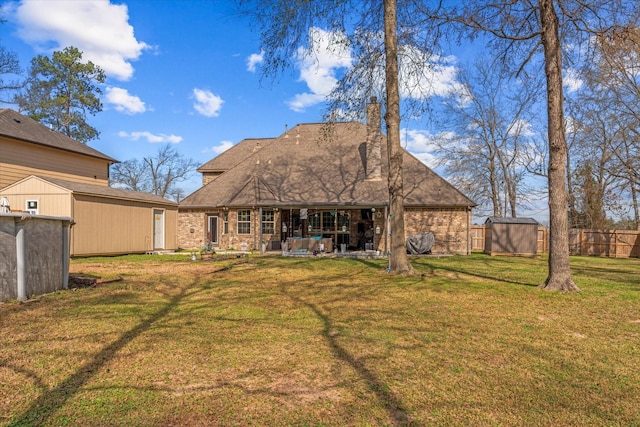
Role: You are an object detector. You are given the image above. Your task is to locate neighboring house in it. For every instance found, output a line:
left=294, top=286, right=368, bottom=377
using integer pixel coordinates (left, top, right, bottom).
left=0, top=109, right=178, bottom=256
left=0, top=109, right=116, bottom=189
left=179, top=98, right=476, bottom=254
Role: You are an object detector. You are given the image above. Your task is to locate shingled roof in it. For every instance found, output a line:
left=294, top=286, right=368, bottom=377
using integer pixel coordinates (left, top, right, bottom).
left=197, top=138, right=276, bottom=174
left=0, top=109, right=118, bottom=163
left=181, top=120, right=475, bottom=209
left=6, top=175, right=177, bottom=206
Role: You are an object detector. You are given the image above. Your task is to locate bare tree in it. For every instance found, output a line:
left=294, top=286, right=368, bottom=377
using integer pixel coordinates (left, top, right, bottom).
left=565, top=93, right=629, bottom=229
left=0, top=46, right=22, bottom=104
left=579, top=25, right=640, bottom=228
left=110, top=145, right=199, bottom=201
left=0, top=17, right=23, bottom=104
left=433, top=57, right=543, bottom=218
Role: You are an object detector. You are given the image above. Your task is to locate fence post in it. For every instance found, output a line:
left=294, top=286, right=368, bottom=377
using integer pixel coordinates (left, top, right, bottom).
left=16, top=221, right=27, bottom=301
left=62, top=220, right=71, bottom=290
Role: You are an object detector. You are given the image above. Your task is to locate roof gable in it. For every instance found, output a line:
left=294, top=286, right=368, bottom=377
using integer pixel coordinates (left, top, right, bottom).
left=4, top=175, right=177, bottom=206
left=0, top=109, right=118, bottom=163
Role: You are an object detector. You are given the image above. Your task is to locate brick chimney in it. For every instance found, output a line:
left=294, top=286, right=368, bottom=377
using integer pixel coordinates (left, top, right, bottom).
left=366, top=96, right=382, bottom=180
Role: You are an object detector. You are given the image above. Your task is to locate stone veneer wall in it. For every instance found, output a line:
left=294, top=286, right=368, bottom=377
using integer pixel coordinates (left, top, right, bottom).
left=178, top=208, right=282, bottom=251
left=178, top=209, right=206, bottom=250
left=403, top=207, right=470, bottom=255
left=179, top=207, right=470, bottom=254
left=201, top=173, right=221, bottom=186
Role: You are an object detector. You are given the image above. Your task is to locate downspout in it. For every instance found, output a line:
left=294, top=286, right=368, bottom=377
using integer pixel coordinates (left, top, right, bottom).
left=16, top=219, right=27, bottom=301
left=467, top=208, right=471, bottom=255
left=384, top=205, right=389, bottom=256
left=259, top=207, right=263, bottom=253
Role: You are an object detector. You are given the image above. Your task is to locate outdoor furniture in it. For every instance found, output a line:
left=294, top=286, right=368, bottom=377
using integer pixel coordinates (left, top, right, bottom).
left=287, top=237, right=333, bottom=253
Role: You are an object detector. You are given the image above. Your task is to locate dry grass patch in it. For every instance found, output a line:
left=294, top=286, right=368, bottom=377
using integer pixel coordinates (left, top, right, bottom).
left=1, top=253, right=638, bottom=426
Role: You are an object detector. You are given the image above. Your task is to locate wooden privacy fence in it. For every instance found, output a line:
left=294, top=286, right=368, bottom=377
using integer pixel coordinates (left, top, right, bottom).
left=568, top=229, right=640, bottom=258
left=470, top=226, right=640, bottom=258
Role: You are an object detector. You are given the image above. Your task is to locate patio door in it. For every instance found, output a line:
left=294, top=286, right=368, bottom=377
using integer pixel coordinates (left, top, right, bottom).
left=208, top=215, right=219, bottom=245
left=153, top=209, right=164, bottom=249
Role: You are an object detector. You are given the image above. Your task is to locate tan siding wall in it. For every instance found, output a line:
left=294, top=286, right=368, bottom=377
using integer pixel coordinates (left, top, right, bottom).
left=404, top=207, right=470, bottom=255
left=0, top=179, right=72, bottom=216
left=164, top=208, right=178, bottom=251
left=70, top=195, right=178, bottom=256
left=0, top=137, right=110, bottom=189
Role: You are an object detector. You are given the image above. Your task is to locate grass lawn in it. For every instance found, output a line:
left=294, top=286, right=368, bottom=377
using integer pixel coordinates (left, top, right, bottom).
left=1, top=253, right=638, bottom=426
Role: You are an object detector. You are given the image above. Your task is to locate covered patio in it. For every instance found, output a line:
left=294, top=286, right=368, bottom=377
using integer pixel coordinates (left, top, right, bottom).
left=263, top=206, right=388, bottom=255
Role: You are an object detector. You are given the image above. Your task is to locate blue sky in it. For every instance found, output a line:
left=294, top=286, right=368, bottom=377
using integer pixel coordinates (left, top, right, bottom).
left=1, top=0, right=554, bottom=222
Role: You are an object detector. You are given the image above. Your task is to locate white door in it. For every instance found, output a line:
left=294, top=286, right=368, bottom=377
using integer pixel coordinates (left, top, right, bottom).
left=153, top=209, right=164, bottom=249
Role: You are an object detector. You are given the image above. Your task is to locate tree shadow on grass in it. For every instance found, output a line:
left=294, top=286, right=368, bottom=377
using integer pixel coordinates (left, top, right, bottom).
left=6, top=280, right=203, bottom=427
left=280, top=281, right=414, bottom=426
left=412, top=259, right=541, bottom=288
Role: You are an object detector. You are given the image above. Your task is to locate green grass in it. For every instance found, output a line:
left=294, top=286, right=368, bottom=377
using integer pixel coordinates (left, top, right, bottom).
left=1, top=253, right=639, bottom=426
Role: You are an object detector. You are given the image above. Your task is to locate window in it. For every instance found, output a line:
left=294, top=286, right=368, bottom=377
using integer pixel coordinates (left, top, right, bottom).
left=223, top=211, right=228, bottom=234
left=322, top=211, right=335, bottom=231
left=309, top=212, right=320, bottom=232
left=261, top=210, right=274, bottom=234
left=237, top=209, right=251, bottom=234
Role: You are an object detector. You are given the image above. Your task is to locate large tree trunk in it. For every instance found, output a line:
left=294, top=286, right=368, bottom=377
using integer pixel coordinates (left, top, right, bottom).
left=384, top=0, right=413, bottom=274
left=539, top=0, right=580, bottom=291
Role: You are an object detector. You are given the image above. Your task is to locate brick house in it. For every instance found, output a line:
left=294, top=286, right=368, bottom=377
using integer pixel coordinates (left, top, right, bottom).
left=178, top=99, right=475, bottom=254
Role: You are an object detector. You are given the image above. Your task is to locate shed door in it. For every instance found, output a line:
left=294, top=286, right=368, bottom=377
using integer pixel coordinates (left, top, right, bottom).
left=154, top=209, right=164, bottom=249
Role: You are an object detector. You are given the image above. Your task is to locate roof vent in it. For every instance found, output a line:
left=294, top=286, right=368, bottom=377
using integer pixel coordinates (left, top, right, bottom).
left=13, top=118, right=21, bottom=123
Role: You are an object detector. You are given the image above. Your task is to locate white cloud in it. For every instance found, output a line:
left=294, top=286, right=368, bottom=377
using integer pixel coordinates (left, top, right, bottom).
left=563, top=68, right=583, bottom=93
left=192, top=88, right=224, bottom=117
left=508, top=118, right=535, bottom=138
left=247, top=51, right=264, bottom=72
left=105, top=87, right=146, bottom=114
left=399, top=50, right=465, bottom=101
left=13, top=0, right=149, bottom=81
left=287, top=28, right=464, bottom=112
left=287, top=27, right=352, bottom=112
left=402, top=128, right=442, bottom=168
left=118, top=131, right=182, bottom=144
left=203, top=140, right=235, bottom=155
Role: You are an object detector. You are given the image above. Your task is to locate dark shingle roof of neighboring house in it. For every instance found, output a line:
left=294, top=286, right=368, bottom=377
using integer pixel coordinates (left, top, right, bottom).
left=485, top=217, right=539, bottom=225
left=29, top=175, right=177, bottom=206
left=181, top=121, right=476, bottom=209
left=0, top=109, right=118, bottom=163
